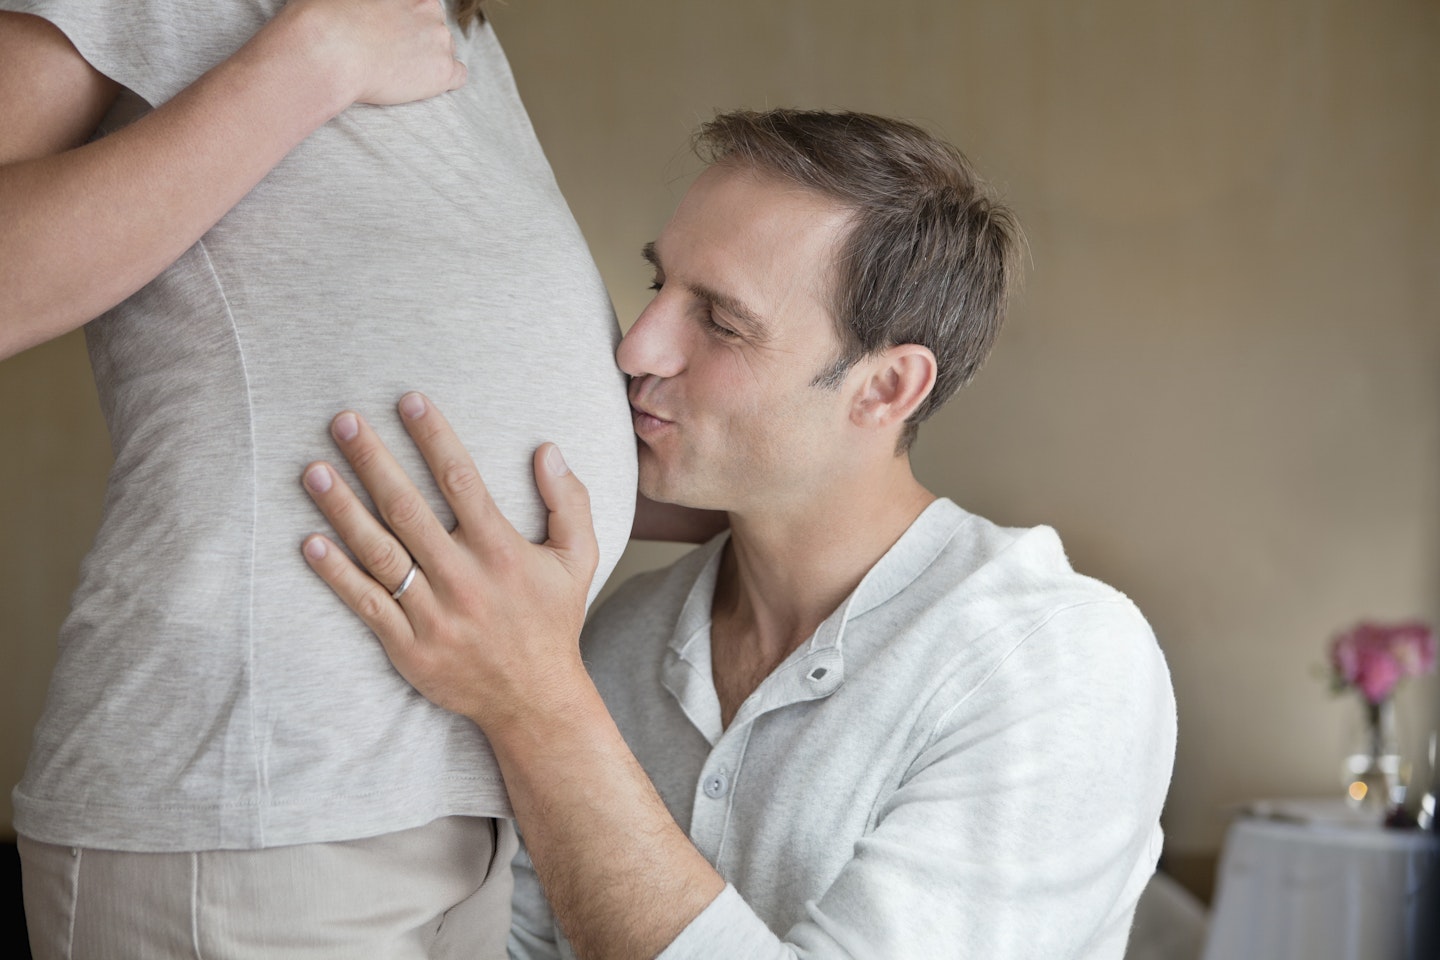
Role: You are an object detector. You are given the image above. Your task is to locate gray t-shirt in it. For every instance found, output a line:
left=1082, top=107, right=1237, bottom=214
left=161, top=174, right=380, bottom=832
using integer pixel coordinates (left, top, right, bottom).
left=8, top=1, right=637, bottom=851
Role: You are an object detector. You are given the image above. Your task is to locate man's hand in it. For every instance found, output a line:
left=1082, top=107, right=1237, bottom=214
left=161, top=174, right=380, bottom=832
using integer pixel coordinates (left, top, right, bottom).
left=303, top=393, right=728, bottom=959
left=300, top=391, right=598, bottom=732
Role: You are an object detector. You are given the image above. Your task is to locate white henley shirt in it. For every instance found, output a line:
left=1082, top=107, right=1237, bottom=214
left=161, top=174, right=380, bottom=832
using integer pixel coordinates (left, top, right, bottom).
left=510, top=498, right=1177, bottom=959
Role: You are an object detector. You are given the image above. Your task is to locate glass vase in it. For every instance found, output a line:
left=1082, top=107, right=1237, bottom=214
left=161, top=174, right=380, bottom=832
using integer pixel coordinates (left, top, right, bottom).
left=1341, top=698, right=1405, bottom=816
left=1417, top=732, right=1438, bottom=831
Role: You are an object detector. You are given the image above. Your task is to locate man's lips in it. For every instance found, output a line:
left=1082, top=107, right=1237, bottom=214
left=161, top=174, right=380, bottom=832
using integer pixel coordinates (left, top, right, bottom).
left=629, top=401, right=674, bottom=436
left=628, top=376, right=675, bottom=437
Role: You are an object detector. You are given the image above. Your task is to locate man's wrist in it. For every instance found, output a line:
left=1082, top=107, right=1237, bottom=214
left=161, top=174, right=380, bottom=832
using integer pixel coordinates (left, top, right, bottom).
left=475, top=661, right=608, bottom=756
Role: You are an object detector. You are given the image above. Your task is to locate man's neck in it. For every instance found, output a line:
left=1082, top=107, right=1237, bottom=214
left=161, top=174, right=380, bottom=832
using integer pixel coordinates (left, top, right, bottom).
left=711, top=461, right=936, bottom=688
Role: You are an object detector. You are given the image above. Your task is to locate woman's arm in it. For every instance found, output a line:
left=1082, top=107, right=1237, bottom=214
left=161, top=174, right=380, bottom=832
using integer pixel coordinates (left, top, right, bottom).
left=0, top=0, right=466, bottom=361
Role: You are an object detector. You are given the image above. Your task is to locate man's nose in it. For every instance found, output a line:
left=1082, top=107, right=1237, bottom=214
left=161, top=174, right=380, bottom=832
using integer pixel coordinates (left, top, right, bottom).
left=617, top=297, right=685, bottom=379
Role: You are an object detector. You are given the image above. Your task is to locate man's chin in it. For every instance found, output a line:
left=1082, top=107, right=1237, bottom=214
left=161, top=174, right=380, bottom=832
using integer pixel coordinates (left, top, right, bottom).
left=638, top=481, right=687, bottom=508
left=638, top=474, right=716, bottom=512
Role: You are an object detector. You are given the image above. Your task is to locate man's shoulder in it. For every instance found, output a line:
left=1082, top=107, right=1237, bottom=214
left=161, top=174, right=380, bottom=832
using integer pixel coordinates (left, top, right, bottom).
left=877, top=505, right=1174, bottom=779
left=872, top=500, right=1163, bottom=689
left=888, top=500, right=1134, bottom=623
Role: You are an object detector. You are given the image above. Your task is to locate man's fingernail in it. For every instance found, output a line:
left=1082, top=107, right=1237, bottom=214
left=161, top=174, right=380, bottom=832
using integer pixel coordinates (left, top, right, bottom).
left=304, top=537, right=328, bottom=561
left=333, top=412, right=359, bottom=442
left=304, top=465, right=332, bottom=493
left=399, top=393, right=427, bottom=420
left=545, top=444, right=570, bottom=477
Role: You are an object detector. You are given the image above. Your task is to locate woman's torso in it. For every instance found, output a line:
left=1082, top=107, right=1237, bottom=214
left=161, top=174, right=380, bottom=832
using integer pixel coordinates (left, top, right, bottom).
left=13, top=6, right=636, bottom=851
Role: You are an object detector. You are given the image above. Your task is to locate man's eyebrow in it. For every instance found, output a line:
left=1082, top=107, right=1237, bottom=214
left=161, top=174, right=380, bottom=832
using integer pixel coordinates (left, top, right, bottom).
left=640, top=242, right=771, bottom=341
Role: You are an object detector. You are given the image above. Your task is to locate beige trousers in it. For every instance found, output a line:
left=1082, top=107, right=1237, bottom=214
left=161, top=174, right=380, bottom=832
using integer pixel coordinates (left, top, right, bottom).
left=19, top=816, right=518, bottom=960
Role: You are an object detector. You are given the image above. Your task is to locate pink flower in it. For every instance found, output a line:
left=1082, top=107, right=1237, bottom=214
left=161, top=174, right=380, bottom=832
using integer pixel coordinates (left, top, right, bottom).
left=1328, top=620, right=1436, bottom=705
left=1391, top=622, right=1436, bottom=677
left=1354, top=645, right=1403, bottom=703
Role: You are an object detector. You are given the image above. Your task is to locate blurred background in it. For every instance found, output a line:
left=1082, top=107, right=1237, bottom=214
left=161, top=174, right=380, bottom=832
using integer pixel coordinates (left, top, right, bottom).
left=2, top=0, right=1436, bottom=925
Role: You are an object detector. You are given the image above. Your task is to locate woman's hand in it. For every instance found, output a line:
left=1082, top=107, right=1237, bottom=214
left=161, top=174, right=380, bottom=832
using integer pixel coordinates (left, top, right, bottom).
left=299, top=392, right=598, bottom=732
left=273, top=0, right=467, bottom=107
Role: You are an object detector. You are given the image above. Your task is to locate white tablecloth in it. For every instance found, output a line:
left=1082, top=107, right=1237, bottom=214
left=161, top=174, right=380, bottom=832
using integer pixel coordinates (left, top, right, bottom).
left=1200, top=814, right=1440, bottom=960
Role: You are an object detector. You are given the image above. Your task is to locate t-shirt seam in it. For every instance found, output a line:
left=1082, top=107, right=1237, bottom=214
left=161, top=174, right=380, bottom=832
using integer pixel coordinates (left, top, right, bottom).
left=194, top=236, right=265, bottom=843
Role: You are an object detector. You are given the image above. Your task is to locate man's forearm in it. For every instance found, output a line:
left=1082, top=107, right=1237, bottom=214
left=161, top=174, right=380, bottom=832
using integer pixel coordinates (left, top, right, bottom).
left=485, top=675, right=726, bottom=960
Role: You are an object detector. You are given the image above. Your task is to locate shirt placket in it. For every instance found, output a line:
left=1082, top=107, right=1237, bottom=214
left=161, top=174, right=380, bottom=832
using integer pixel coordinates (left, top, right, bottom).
left=687, top=721, right=750, bottom=864
left=685, top=642, right=848, bottom=866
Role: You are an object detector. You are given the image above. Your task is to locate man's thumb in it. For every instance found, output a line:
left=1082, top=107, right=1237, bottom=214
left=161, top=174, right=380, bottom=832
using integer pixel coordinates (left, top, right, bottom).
left=535, top=444, right=599, bottom=578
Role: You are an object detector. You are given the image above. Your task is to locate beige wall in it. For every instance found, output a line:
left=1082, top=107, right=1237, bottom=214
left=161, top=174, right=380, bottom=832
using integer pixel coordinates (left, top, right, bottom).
left=2, top=0, right=1436, bottom=867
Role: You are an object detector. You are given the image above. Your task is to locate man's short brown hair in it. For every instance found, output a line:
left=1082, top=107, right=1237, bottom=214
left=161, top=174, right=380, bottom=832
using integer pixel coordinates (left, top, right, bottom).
left=694, top=109, right=1024, bottom=452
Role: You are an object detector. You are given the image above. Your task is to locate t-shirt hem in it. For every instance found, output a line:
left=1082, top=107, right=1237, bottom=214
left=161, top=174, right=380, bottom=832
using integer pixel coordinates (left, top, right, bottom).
left=12, top=776, right=514, bottom=852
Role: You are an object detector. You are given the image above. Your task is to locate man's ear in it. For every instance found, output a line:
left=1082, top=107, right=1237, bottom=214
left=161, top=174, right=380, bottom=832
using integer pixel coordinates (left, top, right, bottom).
left=848, top=344, right=937, bottom=431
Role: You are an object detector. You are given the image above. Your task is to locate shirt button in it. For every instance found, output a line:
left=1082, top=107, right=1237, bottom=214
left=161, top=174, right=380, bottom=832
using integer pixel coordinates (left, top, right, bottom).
left=702, top=772, right=730, bottom=799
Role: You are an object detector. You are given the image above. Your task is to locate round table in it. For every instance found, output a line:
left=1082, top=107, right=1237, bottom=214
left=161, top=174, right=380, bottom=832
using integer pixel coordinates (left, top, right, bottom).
left=1200, top=813, right=1440, bottom=960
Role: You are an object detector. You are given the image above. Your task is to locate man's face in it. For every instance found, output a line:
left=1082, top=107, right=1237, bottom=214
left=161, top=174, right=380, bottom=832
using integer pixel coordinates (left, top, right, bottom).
left=617, top=164, right=858, bottom=514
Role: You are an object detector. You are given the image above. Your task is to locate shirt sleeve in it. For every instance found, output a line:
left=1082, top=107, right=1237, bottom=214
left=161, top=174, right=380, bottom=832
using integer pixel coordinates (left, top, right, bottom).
left=508, top=837, right=565, bottom=960
left=0, top=0, right=262, bottom=107
left=659, top=599, right=1177, bottom=959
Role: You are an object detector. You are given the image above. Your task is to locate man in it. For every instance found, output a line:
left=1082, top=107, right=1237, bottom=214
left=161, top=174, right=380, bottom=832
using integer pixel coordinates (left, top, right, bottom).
left=300, top=109, right=1177, bottom=958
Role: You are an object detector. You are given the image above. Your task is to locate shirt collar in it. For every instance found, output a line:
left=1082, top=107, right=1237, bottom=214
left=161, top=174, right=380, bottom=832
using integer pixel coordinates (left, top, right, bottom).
left=661, top=499, right=971, bottom=742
